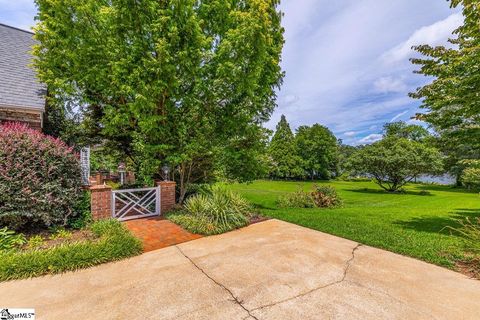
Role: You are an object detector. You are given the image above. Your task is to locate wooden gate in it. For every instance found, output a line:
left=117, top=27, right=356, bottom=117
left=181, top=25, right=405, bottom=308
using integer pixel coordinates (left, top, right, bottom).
left=112, top=187, right=160, bottom=221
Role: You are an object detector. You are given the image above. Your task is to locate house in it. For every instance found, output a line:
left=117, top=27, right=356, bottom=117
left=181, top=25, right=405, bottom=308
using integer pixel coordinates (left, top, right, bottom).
left=0, top=23, right=45, bottom=130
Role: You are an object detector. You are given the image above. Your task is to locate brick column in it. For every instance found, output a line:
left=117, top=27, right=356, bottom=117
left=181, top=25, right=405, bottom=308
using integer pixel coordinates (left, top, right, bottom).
left=156, top=181, right=176, bottom=213
left=89, top=185, right=112, bottom=220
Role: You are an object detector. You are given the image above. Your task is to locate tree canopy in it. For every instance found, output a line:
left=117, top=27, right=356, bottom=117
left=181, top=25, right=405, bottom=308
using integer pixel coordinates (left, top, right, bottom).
left=268, top=115, right=304, bottom=179
left=33, top=0, right=284, bottom=201
left=349, top=138, right=443, bottom=192
left=410, top=0, right=479, bottom=151
left=383, top=121, right=430, bottom=142
left=295, top=124, right=338, bottom=179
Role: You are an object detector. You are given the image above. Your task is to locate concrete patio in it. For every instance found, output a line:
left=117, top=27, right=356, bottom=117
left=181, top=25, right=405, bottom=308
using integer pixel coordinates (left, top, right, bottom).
left=1, top=219, right=479, bottom=319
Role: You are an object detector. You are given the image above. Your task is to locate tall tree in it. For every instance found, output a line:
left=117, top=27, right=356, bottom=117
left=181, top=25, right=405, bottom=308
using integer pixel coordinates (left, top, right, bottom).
left=410, top=0, right=479, bottom=154
left=268, top=115, right=304, bottom=179
left=33, top=0, right=284, bottom=202
left=295, top=124, right=338, bottom=180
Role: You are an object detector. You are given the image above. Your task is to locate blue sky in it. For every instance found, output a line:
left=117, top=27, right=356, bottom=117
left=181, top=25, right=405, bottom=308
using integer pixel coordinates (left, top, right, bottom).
left=0, top=0, right=462, bottom=145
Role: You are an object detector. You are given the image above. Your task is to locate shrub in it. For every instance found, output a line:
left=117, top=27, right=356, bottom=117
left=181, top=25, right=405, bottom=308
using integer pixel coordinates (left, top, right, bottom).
left=277, top=188, right=315, bottom=208
left=0, top=122, right=83, bottom=230
left=0, top=219, right=142, bottom=281
left=68, top=191, right=92, bottom=230
left=311, top=185, right=342, bottom=208
left=0, top=227, right=26, bottom=252
left=168, top=187, right=251, bottom=235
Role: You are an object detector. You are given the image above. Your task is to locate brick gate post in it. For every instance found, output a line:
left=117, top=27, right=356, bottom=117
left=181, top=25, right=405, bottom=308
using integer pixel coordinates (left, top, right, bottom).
left=156, top=181, right=177, bottom=213
left=89, top=184, right=112, bottom=220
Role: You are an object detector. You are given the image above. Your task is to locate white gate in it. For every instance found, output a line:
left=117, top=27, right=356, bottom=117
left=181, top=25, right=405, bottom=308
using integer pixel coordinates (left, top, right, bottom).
left=112, top=187, right=161, bottom=221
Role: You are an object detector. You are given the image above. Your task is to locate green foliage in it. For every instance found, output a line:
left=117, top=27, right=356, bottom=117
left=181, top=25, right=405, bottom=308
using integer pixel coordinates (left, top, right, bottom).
left=277, top=185, right=342, bottom=208
left=410, top=1, right=480, bottom=159
left=311, top=185, right=342, bottom=208
left=34, top=0, right=284, bottom=203
left=268, top=115, right=304, bottom=179
left=27, top=235, right=45, bottom=250
left=68, top=191, right=92, bottom=230
left=183, top=183, right=214, bottom=200
left=336, top=144, right=358, bottom=177
left=0, top=219, right=142, bottom=281
left=277, top=188, right=315, bottom=208
left=49, top=228, right=73, bottom=240
left=383, top=121, right=430, bottom=142
left=295, top=124, right=338, bottom=180
left=462, top=167, right=480, bottom=189
left=349, top=137, right=443, bottom=192
left=169, top=187, right=251, bottom=235
left=0, top=228, right=26, bottom=252
left=0, top=123, right=83, bottom=230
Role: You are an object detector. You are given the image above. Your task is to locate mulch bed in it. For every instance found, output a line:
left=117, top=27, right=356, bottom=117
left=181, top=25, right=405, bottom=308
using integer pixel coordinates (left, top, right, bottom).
left=249, top=214, right=270, bottom=225
left=456, top=259, right=480, bottom=280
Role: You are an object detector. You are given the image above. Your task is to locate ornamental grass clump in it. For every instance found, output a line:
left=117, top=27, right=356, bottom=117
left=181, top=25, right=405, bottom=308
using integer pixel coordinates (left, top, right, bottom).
left=446, top=217, right=480, bottom=277
left=0, top=122, right=82, bottom=230
left=168, top=187, right=252, bottom=235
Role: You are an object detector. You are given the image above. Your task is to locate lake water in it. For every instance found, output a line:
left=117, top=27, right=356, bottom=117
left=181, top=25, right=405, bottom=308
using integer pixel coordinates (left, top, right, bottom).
left=416, top=174, right=456, bottom=185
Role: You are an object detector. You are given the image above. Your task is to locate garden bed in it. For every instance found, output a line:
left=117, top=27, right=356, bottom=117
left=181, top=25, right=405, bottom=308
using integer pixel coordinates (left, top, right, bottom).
left=0, top=220, right=142, bottom=282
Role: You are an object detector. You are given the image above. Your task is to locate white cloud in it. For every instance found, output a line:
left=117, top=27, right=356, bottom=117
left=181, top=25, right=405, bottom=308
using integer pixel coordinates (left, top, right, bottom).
left=343, top=131, right=357, bottom=137
left=406, top=118, right=425, bottom=126
left=358, top=134, right=383, bottom=145
left=271, top=0, right=459, bottom=141
left=390, top=110, right=409, bottom=122
left=374, top=76, right=407, bottom=94
left=382, top=13, right=463, bottom=64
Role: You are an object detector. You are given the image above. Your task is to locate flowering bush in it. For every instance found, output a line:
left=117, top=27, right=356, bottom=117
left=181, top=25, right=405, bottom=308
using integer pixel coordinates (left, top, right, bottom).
left=0, top=123, right=82, bottom=229
left=311, top=185, right=342, bottom=208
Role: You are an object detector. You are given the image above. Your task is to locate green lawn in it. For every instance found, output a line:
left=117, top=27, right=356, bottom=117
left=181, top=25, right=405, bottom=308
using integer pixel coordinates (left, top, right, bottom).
left=227, top=180, right=480, bottom=269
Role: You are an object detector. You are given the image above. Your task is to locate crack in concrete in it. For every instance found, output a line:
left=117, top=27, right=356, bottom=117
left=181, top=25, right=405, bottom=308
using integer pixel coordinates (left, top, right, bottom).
left=175, top=246, right=259, bottom=320
left=251, top=243, right=363, bottom=313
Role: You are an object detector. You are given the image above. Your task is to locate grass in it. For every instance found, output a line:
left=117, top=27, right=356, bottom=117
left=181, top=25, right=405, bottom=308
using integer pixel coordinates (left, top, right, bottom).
left=168, top=186, right=251, bottom=235
left=0, top=219, right=142, bottom=281
left=226, top=180, right=480, bottom=269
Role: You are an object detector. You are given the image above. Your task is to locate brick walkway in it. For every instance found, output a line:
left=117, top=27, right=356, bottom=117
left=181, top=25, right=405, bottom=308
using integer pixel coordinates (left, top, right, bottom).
left=124, top=217, right=202, bottom=252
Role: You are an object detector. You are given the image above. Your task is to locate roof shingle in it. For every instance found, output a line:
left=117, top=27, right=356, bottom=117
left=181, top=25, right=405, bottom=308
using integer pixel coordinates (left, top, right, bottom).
left=0, top=23, right=45, bottom=111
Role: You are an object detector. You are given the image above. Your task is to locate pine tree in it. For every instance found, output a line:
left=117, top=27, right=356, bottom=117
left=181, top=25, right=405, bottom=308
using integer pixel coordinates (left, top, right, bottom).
left=268, top=115, right=304, bottom=179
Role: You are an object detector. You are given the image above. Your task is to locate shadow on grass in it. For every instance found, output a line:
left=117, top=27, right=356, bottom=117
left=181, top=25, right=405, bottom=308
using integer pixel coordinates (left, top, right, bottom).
left=411, top=184, right=478, bottom=194
left=394, top=209, right=480, bottom=236
left=345, top=188, right=435, bottom=196
left=252, top=203, right=277, bottom=211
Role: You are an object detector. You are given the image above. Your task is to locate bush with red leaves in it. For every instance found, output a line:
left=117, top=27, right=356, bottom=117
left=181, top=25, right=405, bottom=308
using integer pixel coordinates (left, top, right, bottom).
left=0, top=123, right=82, bottom=230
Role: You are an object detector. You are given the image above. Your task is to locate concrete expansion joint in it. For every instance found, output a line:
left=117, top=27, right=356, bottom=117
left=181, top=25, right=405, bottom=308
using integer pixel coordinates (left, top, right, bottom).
left=175, top=246, right=260, bottom=320
left=251, top=243, right=364, bottom=312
